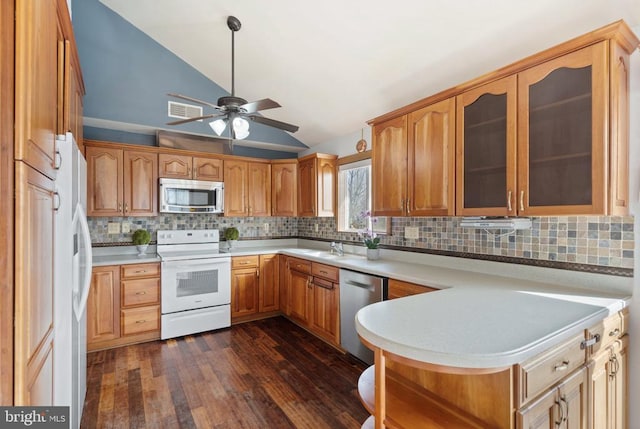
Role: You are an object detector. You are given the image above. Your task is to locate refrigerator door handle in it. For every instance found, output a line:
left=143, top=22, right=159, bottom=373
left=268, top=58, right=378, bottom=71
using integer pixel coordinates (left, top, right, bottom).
left=72, top=203, right=93, bottom=321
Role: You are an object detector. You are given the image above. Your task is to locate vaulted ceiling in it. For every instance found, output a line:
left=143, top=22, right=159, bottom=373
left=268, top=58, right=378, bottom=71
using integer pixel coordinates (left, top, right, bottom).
left=99, top=0, right=640, bottom=147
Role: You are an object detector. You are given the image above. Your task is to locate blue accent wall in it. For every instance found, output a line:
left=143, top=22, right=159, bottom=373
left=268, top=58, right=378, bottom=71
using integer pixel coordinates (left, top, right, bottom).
left=72, top=0, right=307, bottom=156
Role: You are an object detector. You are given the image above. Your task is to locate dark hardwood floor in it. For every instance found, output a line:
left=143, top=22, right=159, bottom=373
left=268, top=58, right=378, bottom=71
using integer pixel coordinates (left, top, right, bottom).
left=81, top=317, right=369, bottom=428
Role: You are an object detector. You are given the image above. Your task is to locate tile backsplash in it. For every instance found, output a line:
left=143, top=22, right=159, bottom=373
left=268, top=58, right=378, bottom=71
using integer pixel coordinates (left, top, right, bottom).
left=89, top=214, right=634, bottom=270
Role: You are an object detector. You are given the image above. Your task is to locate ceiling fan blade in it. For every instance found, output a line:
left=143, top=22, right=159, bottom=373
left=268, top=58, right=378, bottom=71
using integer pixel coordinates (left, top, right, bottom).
left=241, top=98, right=281, bottom=113
left=248, top=114, right=299, bottom=133
left=166, top=113, right=225, bottom=126
left=168, top=93, right=220, bottom=109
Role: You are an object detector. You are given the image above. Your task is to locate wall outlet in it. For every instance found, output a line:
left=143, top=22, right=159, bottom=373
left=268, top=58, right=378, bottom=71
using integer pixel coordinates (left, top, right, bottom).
left=107, top=222, right=121, bottom=234
left=405, top=226, right=419, bottom=240
left=263, top=223, right=269, bottom=233
left=314, top=223, right=319, bottom=233
left=121, top=222, right=131, bottom=234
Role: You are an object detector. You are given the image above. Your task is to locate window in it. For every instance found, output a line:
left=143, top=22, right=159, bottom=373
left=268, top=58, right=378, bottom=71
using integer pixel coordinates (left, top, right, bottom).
left=337, top=158, right=388, bottom=234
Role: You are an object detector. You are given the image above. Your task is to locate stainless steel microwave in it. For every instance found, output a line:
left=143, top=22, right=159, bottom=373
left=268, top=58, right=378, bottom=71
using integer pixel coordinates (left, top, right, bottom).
left=159, top=178, right=224, bottom=213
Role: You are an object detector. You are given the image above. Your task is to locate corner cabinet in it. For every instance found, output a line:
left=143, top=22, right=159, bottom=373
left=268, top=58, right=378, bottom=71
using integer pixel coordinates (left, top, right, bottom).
left=224, top=159, right=271, bottom=217
left=85, top=142, right=158, bottom=217
left=230, top=254, right=279, bottom=323
left=297, top=153, right=337, bottom=217
left=372, top=98, right=456, bottom=217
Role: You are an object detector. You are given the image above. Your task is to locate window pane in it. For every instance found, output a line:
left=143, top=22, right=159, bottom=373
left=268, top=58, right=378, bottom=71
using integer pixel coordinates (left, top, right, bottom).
left=345, top=166, right=369, bottom=229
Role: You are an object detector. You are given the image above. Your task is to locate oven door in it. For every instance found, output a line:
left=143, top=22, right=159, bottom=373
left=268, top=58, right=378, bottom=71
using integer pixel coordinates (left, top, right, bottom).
left=161, top=257, right=231, bottom=314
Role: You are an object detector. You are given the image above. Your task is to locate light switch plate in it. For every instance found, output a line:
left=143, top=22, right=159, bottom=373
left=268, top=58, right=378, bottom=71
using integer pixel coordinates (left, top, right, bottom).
left=315, top=224, right=319, bottom=232
left=121, top=222, right=131, bottom=233
left=405, top=226, right=419, bottom=239
left=107, top=222, right=121, bottom=234
left=263, top=223, right=269, bottom=233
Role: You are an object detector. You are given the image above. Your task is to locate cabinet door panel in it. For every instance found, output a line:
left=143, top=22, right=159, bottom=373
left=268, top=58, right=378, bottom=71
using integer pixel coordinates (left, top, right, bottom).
left=518, top=42, right=607, bottom=215
left=311, top=282, right=339, bottom=345
left=317, top=158, right=336, bottom=217
left=194, top=156, right=223, bottom=181
left=259, top=255, right=279, bottom=313
left=86, top=146, right=123, bottom=216
left=158, top=153, right=191, bottom=179
left=248, top=162, right=271, bottom=217
left=231, top=268, right=259, bottom=319
left=297, top=158, right=316, bottom=217
left=14, top=0, right=58, bottom=179
left=558, top=367, right=587, bottom=429
left=456, top=76, right=517, bottom=216
left=289, top=270, right=310, bottom=324
left=87, top=266, right=120, bottom=345
left=224, top=160, right=248, bottom=216
left=124, top=151, right=157, bottom=216
left=408, top=98, right=455, bottom=216
left=272, top=162, right=297, bottom=216
left=372, top=116, right=407, bottom=216
left=517, top=388, right=557, bottom=429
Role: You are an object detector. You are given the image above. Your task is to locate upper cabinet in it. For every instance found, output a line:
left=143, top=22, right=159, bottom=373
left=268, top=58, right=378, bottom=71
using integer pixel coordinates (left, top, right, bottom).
left=370, top=21, right=638, bottom=217
left=158, top=153, right=223, bottom=181
left=456, top=76, right=517, bottom=216
left=271, top=159, right=298, bottom=217
left=224, top=159, right=271, bottom=217
left=372, top=98, right=455, bottom=217
left=298, top=153, right=337, bottom=217
left=86, top=142, right=158, bottom=217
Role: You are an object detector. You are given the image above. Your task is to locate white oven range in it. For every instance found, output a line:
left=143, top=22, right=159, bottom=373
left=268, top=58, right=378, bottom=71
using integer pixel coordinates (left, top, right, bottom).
left=157, top=229, right=231, bottom=339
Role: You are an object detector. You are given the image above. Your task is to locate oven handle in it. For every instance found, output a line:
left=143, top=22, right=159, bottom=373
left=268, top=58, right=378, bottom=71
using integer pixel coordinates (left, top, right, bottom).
left=162, top=258, right=230, bottom=268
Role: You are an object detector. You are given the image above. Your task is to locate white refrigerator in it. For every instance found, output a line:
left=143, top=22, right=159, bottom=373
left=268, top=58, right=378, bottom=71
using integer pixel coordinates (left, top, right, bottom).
left=54, top=132, right=92, bottom=429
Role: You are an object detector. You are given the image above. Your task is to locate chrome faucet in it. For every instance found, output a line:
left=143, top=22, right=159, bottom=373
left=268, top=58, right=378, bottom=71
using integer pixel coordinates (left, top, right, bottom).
left=330, top=241, right=344, bottom=256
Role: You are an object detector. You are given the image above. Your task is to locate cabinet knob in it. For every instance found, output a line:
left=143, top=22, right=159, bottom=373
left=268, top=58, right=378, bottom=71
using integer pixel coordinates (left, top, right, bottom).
left=608, top=328, right=620, bottom=337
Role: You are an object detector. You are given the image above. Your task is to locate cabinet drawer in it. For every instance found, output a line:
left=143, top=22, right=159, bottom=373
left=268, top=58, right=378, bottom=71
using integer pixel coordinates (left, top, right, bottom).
left=586, top=309, right=627, bottom=355
left=388, top=279, right=438, bottom=300
left=312, top=263, right=339, bottom=282
left=122, top=278, right=160, bottom=307
left=517, top=332, right=586, bottom=406
left=232, top=255, right=259, bottom=269
left=121, top=306, right=160, bottom=336
left=288, top=257, right=311, bottom=274
left=312, top=276, right=334, bottom=290
left=121, top=263, right=160, bottom=279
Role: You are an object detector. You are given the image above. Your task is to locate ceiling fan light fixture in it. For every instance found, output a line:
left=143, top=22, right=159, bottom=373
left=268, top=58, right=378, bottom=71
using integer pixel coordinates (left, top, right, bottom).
left=210, top=119, right=227, bottom=136
left=232, top=117, right=250, bottom=140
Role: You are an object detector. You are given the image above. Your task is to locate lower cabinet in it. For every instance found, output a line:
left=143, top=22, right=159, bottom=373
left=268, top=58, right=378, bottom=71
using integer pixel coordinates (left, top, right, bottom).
left=87, top=262, right=160, bottom=351
left=230, top=254, right=279, bottom=323
left=284, top=256, right=340, bottom=347
left=387, top=278, right=438, bottom=300
left=517, top=367, right=588, bottom=429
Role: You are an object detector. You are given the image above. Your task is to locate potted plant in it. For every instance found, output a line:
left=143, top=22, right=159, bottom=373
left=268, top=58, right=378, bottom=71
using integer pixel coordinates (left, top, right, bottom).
left=132, top=229, right=151, bottom=256
left=360, top=211, right=381, bottom=260
left=224, top=226, right=240, bottom=249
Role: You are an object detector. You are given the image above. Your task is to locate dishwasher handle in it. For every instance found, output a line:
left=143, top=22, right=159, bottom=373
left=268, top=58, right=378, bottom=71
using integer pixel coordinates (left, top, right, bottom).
left=344, top=279, right=377, bottom=292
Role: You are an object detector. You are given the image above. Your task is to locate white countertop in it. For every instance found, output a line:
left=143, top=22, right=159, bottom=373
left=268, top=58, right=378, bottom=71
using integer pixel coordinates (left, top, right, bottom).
left=92, top=239, right=630, bottom=369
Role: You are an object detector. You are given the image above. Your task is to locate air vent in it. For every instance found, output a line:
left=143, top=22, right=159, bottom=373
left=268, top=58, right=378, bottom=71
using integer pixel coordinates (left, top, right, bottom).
left=168, top=101, right=203, bottom=121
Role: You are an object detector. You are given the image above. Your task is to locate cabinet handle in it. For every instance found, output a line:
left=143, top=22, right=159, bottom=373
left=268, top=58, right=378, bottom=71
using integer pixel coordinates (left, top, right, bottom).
left=135, top=291, right=147, bottom=295
left=406, top=198, right=411, bottom=215
left=135, top=270, right=146, bottom=273
left=559, top=396, right=568, bottom=423
left=118, top=203, right=122, bottom=212
left=400, top=198, right=405, bottom=215
left=54, top=150, right=62, bottom=170
left=124, top=203, right=129, bottom=213
left=580, top=334, right=600, bottom=349
left=609, top=354, right=619, bottom=379
left=240, top=261, right=249, bottom=265
left=507, top=190, right=513, bottom=212
left=553, top=360, right=570, bottom=372
left=256, top=268, right=260, bottom=278
left=135, top=320, right=147, bottom=324
left=609, top=328, right=620, bottom=337
left=53, top=192, right=61, bottom=211
left=555, top=399, right=565, bottom=426
left=519, top=190, right=525, bottom=212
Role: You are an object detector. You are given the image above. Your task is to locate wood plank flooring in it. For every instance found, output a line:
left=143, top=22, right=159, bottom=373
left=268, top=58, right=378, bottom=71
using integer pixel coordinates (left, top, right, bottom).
left=81, top=317, right=369, bottom=428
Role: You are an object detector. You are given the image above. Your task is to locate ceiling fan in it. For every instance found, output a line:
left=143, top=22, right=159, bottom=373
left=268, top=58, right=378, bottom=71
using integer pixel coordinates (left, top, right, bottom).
left=167, top=16, right=299, bottom=140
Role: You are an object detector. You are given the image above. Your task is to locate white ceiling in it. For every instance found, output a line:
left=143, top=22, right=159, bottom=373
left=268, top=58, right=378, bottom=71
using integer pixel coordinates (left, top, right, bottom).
left=100, top=0, right=640, bottom=147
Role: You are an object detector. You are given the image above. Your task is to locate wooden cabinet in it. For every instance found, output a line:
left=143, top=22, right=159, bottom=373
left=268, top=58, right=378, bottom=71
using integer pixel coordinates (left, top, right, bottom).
left=372, top=98, right=455, bottom=217
left=63, top=39, right=85, bottom=152
left=517, top=367, right=588, bottom=429
left=86, top=143, right=158, bottom=217
left=224, top=159, right=271, bottom=217
left=87, top=266, right=120, bottom=345
left=297, top=153, right=337, bottom=217
left=87, top=263, right=160, bottom=351
left=271, top=160, right=298, bottom=216
left=158, top=153, right=223, bottom=181
left=456, top=41, right=630, bottom=216
left=286, top=257, right=312, bottom=324
left=387, top=279, right=438, bottom=300
left=231, top=254, right=280, bottom=323
left=13, top=162, right=56, bottom=405
left=588, top=337, right=627, bottom=429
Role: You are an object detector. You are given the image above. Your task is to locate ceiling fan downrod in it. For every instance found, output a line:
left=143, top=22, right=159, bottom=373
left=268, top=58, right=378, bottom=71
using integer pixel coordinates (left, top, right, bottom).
left=227, top=16, right=241, bottom=98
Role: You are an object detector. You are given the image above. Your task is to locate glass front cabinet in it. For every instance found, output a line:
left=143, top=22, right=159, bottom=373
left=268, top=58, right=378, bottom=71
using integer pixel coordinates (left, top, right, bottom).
left=456, top=39, right=630, bottom=216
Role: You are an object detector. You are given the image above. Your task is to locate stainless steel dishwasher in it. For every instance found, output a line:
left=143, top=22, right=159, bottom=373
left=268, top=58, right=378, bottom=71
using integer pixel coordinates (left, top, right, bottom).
left=339, top=269, right=386, bottom=365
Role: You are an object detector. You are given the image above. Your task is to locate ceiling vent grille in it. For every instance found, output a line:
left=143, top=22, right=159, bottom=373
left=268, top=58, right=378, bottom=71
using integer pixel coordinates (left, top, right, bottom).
left=168, top=101, right=203, bottom=121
